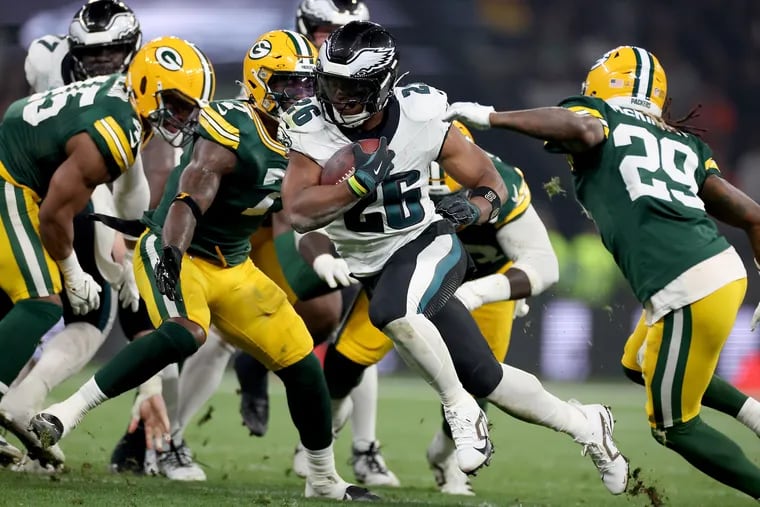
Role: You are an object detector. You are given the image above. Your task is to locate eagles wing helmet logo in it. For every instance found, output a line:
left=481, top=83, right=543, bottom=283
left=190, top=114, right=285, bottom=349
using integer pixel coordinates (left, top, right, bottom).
left=249, top=40, right=272, bottom=60
left=348, top=47, right=395, bottom=77
left=156, top=47, right=183, bottom=71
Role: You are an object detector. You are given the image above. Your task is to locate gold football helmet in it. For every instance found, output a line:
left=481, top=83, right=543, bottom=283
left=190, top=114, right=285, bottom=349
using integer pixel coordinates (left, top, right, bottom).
left=582, top=45, right=667, bottom=117
left=126, top=36, right=216, bottom=147
left=429, top=121, right=474, bottom=197
left=242, top=30, right=316, bottom=120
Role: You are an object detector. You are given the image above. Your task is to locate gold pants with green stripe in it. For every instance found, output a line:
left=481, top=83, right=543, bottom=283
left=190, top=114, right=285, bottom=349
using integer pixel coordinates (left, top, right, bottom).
left=622, top=278, right=747, bottom=428
left=0, top=179, right=60, bottom=302
left=134, top=231, right=313, bottom=371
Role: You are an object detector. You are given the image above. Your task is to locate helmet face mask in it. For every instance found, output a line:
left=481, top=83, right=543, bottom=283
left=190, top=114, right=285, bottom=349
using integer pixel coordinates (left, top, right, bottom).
left=266, top=73, right=315, bottom=112
left=68, top=0, right=142, bottom=80
left=148, top=89, right=201, bottom=147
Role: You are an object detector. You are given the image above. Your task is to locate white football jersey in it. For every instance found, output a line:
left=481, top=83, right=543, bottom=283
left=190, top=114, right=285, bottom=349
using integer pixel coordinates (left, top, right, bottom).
left=24, top=35, right=75, bottom=93
left=280, top=83, right=451, bottom=276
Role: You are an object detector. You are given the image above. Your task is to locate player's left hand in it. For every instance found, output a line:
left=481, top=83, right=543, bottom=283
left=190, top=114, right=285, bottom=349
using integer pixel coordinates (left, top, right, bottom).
left=513, top=298, right=530, bottom=319
left=436, top=193, right=481, bottom=227
left=312, top=254, right=358, bottom=288
left=116, top=248, right=140, bottom=312
left=751, top=301, right=760, bottom=332
left=129, top=375, right=170, bottom=451
left=155, top=245, right=183, bottom=302
left=444, top=101, right=495, bottom=130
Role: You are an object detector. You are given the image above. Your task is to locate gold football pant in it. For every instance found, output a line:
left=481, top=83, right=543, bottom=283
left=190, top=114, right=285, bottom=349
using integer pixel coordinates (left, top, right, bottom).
left=622, top=278, right=747, bottom=428
left=0, top=175, right=60, bottom=302
left=135, top=231, right=312, bottom=371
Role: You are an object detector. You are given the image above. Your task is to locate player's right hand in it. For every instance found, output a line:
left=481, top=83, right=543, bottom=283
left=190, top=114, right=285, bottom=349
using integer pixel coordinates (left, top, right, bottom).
left=155, top=245, right=183, bottom=302
left=350, top=136, right=395, bottom=194
left=64, top=272, right=102, bottom=316
left=312, top=254, right=358, bottom=288
left=444, top=102, right=495, bottom=130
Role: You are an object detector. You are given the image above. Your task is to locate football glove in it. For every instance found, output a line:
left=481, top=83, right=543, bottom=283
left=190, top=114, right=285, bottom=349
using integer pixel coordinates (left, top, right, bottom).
left=116, top=248, right=140, bottom=312
left=312, top=254, right=358, bottom=289
left=443, top=102, right=495, bottom=130
left=513, top=298, right=530, bottom=319
left=347, top=137, right=395, bottom=197
left=155, top=245, right=183, bottom=302
left=57, top=252, right=102, bottom=315
left=436, top=193, right=481, bottom=227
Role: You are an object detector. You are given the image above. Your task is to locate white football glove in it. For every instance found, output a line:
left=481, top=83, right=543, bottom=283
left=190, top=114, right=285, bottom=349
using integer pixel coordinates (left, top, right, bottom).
left=116, top=249, right=140, bottom=312
left=454, top=280, right=485, bottom=312
left=444, top=101, right=496, bottom=130
left=312, top=254, right=357, bottom=289
left=58, top=252, right=102, bottom=315
left=513, top=298, right=530, bottom=319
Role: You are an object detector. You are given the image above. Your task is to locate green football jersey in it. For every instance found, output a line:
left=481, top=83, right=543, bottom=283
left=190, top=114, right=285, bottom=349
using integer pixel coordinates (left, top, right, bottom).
left=0, top=74, right=141, bottom=198
left=456, top=152, right=531, bottom=277
left=143, top=100, right=285, bottom=267
left=547, top=95, right=729, bottom=303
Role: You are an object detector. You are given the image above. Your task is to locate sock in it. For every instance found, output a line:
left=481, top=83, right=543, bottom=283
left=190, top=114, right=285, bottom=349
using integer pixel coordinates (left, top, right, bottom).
left=486, top=363, right=590, bottom=440
left=350, top=365, right=378, bottom=451
left=173, top=330, right=233, bottom=442
left=275, top=353, right=332, bottom=450
left=0, top=299, right=61, bottom=390
left=737, top=398, right=760, bottom=436
left=1, top=322, right=104, bottom=419
left=658, top=417, right=760, bottom=499
left=428, top=428, right=456, bottom=463
left=160, top=363, right=179, bottom=441
left=331, top=396, right=353, bottom=436
left=234, top=351, right=269, bottom=399
left=305, top=442, right=339, bottom=483
left=49, top=376, right=108, bottom=436
left=94, top=321, right=198, bottom=398
left=382, top=314, right=469, bottom=408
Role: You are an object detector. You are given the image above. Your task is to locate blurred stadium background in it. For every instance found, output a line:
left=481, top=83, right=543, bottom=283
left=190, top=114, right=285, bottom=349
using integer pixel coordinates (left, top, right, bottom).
left=1, top=0, right=760, bottom=387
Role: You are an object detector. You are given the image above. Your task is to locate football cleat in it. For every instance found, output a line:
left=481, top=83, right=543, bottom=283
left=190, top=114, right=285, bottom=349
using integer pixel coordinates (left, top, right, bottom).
left=443, top=399, right=492, bottom=475
left=9, top=455, right=62, bottom=475
left=305, top=474, right=381, bottom=501
left=27, top=413, right=66, bottom=453
left=156, top=440, right=206, bottom=481
left=110, top=425, right=146, bottom=474
left=570, top=400, right=629, bottom=495
left=0, top=409, right=64, bottom=469
left=350, top=441, right=400, bottom=487
left=426, top=430, right=474, bottom=496
left=0, top=434, right=23, bottom=467
left=240, top=391, right=269, bottom=437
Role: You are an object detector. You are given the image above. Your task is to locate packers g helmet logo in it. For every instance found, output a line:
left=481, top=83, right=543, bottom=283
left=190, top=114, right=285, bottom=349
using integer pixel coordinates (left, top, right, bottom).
left=156, top=47, right=183, bottom=71
left=249, top=40, right=272, bottom=60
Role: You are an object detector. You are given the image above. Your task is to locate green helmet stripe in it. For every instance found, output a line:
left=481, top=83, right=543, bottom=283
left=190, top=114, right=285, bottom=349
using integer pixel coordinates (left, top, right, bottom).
left=284, top=30, right=311, bottom=58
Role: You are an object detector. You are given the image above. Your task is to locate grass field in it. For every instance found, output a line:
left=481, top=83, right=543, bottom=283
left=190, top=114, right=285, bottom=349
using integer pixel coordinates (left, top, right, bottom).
left=0, top=371, right=757, bottom=507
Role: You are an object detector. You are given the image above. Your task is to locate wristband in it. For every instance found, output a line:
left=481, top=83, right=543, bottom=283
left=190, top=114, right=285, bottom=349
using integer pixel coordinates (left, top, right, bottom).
left=172, top=192, right=203, bottom=221
left=471, top=186, right=501, bottom=224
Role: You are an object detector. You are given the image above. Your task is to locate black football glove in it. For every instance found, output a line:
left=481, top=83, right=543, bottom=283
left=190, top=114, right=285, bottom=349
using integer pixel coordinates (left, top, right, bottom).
left=155, top=245, right=183, bottom=302
left=347, top=137, right=395, bottom=198
left=436, top=193, right=481, bottom=228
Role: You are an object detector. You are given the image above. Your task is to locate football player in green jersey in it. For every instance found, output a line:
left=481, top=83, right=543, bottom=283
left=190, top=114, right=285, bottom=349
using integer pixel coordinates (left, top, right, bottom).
left=0, top=34, right=210, bottom=464
left=31, top=29, right=378, bottom=501
left=446, top=45, right=760, bottom=499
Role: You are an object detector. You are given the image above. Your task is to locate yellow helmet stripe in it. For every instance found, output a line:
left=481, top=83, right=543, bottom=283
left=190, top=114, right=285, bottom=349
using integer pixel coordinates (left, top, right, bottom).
left=186, top=43, right=215, bottom=103
left=283, top=29, right=312, bottom=58
left=93, top=117, right=133, bottom=173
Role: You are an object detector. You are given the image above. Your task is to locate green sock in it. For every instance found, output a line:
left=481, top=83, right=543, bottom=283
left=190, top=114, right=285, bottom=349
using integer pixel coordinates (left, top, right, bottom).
left=274, top=352, right=332, bottom=450
left=656, top=416, right=760, bottom=499
left=94, top=321, right=198, bottom=398
left=702, top=375, right=748, bottom=417
left=441, top=398, right=488, bottom=439
left=0, top=299, right=61, bottom=388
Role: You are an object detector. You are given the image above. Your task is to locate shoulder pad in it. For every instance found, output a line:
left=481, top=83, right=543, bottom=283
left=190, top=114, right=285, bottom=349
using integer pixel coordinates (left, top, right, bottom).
left=394, top=83, right=448, bottom=123
left=25, top=35, right=67, bottom=93
left=280, top=97, right=325, bottom=134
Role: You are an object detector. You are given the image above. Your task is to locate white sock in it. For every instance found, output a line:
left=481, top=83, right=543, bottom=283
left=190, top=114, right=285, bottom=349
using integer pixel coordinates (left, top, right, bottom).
left=173, top=328, right=233, bottom=442
left=382, top=314, right=468, bottom=408
left=331, top=396, right=353, bottom=436
left=350, top=364, right=378, bottom=451
left=2, top=323, right=104, bottom=420
left=427, top=428, right=456, bottom=462
left=160, top=363, right=179, bottom=443
left=48, top=376, right=108, bottom=436
left=737, top=398, right=760, bottom=435
left=305, top=442, right=339, bottom=483
left=486, top=363, right=590, bottom=440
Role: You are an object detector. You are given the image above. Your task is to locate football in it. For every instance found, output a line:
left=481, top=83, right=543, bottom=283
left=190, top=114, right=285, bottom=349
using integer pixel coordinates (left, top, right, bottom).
left=320, top=138, right=381, bottom=185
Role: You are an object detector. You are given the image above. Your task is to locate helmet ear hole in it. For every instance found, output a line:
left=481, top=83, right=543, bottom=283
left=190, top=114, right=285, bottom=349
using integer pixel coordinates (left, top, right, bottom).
left=139, top=76, right=147, bottom=95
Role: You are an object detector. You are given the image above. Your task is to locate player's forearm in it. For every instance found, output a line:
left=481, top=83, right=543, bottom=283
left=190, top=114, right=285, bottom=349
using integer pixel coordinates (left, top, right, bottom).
left=285, top=185, right=357, bottom=233
left=297, top=230, right=334, bottom=265
left=39, top=208, right=75, bottom=260
left=162, top=202, right=197, bottom=253
left=489, top=108, right=603, bottom=149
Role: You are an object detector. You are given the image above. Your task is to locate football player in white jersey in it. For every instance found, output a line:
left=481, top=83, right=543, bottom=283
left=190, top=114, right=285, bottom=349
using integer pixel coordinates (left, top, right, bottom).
left=280, top=21, right=630, bottom=492
left=0, top=0, right=154, bottom=473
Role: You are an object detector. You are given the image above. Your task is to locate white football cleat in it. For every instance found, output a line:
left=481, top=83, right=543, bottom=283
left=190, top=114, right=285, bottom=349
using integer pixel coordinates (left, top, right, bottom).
left=570, top=401, right=629, bottom=495
left=9, top=455, right=62, bottom=475
left=156, top=440, right=206, bottom=481
left=351, top=441, right=400, bottom=487
left=292, top=442, right=308, bottom=478
left=305, top=474, right=380, bottom=501
left=443, top=398, right=492, bottom=475
left=426, top=430, right=474, bottom=496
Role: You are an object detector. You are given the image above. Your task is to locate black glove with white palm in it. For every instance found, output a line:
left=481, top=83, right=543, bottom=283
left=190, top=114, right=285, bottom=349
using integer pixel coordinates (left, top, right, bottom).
left=155, top=245, right=183, bottom=302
